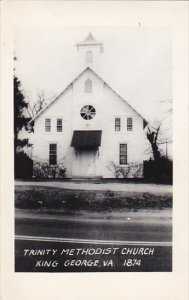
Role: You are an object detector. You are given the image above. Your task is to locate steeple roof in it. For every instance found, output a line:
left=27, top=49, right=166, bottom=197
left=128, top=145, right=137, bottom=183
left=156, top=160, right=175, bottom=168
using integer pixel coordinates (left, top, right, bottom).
left=82, top=32, right=98, bottom=44
left=77, top=32, right=102, bottom=46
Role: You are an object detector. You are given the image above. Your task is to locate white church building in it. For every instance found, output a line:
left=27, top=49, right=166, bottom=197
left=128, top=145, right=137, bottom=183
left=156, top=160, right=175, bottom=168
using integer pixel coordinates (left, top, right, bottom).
left=30, top=33, right=148, bottom=178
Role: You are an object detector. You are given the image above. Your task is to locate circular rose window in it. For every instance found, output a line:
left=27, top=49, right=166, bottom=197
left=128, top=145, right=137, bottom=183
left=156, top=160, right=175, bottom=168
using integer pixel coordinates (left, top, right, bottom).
left=80, top=105, right=96, bottom=120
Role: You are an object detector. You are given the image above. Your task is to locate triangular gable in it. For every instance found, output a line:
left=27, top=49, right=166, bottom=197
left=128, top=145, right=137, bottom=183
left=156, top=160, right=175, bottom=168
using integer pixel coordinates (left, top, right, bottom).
left=30, top=67, right=148, bottom=127
left=80, top=32, right=98, bottom=44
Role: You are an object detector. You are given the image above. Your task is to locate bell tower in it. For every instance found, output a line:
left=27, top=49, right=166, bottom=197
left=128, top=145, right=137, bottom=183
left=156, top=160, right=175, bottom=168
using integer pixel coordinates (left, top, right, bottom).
left=76, top=33, right=103, bottom=68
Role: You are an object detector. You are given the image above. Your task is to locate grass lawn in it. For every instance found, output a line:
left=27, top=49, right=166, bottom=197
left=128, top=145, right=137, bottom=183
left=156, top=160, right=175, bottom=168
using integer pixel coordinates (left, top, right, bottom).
left=15, top=185, right=172, bottom=212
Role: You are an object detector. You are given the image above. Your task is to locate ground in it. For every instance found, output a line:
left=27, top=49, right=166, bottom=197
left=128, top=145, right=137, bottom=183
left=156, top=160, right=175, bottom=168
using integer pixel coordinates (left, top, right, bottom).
left=16, top=180, right=172, bottom=193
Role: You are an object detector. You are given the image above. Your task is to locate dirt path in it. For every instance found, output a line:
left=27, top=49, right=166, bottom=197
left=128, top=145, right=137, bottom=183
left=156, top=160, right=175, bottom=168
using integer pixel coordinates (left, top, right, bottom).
left=15, top=180, right=172, bottom=193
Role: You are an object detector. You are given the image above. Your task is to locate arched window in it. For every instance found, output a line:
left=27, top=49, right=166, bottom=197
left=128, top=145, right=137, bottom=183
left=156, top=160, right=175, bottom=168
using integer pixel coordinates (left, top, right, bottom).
left=86, top=51, right=93, bottom=63
left=85, top=79, right=92, bottom=93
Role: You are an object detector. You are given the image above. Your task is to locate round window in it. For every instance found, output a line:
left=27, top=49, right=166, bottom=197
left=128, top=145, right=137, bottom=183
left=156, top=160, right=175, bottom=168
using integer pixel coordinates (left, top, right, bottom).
left=80, top=105, right=96, bottom=120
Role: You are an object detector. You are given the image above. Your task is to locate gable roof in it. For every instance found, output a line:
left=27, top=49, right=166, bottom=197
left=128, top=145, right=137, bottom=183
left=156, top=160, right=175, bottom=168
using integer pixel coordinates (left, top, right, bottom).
left=30, top=67, right=148, bottom=127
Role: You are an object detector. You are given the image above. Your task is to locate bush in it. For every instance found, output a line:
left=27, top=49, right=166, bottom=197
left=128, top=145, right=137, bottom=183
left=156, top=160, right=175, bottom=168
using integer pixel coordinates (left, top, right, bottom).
left=15, top=151, right=33, bottom=179
left=106, top=161, right=143, bottom=178
left=33, top=159, right=66, bottom=178
left=144, top=157, right=172, bottom=183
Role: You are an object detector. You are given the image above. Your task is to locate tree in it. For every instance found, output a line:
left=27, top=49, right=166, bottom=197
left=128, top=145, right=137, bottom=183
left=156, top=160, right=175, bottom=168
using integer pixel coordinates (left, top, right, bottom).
left=27, top=90, right=47, bottom=119
left=14, top=76, right=30, bottom=150
left=145, top=120, right=173, bottom=182
left=146, top=124, right=161, bottom=161
left=146, top=97, right=173, bottom=161
left=26, top=90, right=56, bottom=133
left=146, top=113, right=172, bottom=161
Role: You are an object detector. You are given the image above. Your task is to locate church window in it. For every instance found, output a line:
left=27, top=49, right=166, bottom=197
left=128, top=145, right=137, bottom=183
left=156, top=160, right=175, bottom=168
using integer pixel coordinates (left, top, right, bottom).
left=57, top=118, right=63, bottom=132
left=80, top=105, right=96, bottom=120
left=85, top=79, right=92, bottom=93
left=45, top=118, right=51, bottom=132
left=115, top=118, right=121, bottom=131
left=49, top=144, right=57, bottom=165
left=119, top=144, right=127, bottom=165
left=127, top=117, right=133, bottom=131
left=86, top=51, right=93, bottom=63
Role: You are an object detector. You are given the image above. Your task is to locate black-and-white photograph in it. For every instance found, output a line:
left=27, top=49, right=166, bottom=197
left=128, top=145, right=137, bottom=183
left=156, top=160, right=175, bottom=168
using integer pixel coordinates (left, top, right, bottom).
left=14, top=26, right=173, bottom=272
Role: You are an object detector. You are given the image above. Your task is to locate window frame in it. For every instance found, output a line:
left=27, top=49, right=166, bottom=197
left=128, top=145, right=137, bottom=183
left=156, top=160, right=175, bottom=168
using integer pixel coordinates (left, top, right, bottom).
left=56, top=118, right=63, bottom=132
left=115, top=117, right=121, bottom=131
left=49, top=143, right=57, bottom=165
left=85, top=79, right=92, bottom=93
left=127, top=117, right=133, bottom=131
left=45, top=118, right=51, bottom=132
left=119, top=144, right=127, bottom=165
left=80, top=105, right=96, bottom=120
left=86, top=51, right=93, bottom=63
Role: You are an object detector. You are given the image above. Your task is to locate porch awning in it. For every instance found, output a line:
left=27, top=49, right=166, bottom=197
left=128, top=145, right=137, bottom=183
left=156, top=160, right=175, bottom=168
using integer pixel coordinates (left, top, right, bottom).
left=71, top=130, right=102, bottom=149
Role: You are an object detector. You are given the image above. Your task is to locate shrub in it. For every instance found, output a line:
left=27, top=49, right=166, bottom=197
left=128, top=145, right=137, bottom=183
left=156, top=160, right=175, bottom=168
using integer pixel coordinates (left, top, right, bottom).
left=143, top=157, right=172, bottom=183
left=33, top=159, right=66, bottom=178
left=106, top=161, right=143, bottom=178
left=15, top=151, right=33, bottom=179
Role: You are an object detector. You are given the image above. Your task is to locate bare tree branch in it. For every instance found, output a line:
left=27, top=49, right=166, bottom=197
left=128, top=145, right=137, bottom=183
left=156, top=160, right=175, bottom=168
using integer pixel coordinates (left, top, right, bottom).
left=26, top=90, right=50, bottom=119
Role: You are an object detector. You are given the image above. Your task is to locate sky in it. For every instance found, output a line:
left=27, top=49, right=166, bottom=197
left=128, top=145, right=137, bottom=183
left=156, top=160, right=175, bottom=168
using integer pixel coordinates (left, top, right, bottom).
left=14, top=25, right=172, bottom=127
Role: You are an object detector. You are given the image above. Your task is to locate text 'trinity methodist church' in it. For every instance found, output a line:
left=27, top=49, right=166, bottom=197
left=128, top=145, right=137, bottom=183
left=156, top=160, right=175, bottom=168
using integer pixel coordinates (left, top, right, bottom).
left=30, top=33, right=148, bottom=178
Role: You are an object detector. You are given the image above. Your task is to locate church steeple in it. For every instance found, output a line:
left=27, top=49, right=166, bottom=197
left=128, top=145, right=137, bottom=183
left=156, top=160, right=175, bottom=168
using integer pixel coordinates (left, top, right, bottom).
left=76, top=33, right=103, bottom=67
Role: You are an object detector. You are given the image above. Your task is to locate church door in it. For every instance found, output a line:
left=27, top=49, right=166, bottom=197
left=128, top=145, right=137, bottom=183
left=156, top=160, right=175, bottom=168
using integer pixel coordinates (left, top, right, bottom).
left=73, top=150, right=96, bottom=177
